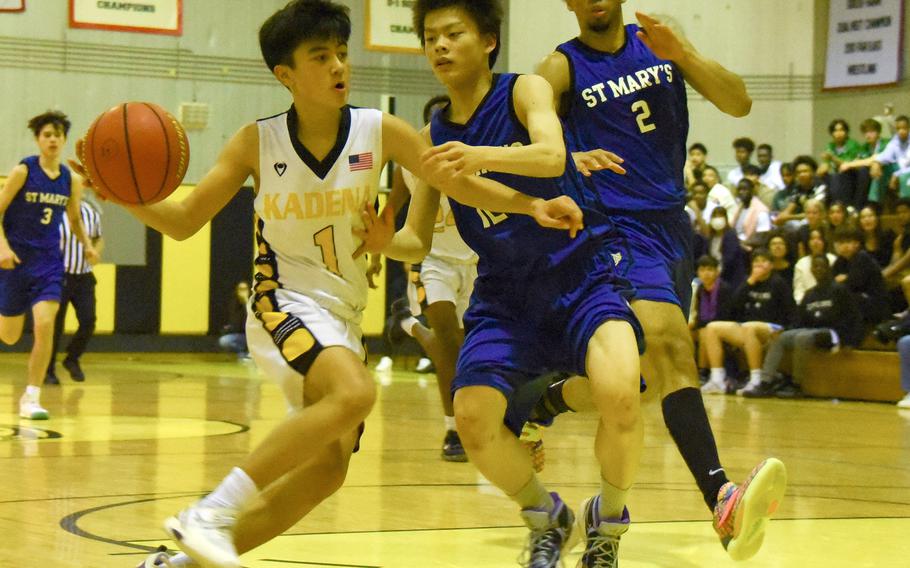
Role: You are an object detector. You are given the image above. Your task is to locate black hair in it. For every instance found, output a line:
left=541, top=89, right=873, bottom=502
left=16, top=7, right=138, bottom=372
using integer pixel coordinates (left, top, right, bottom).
left=259, top=0, right=351, bottom=71
left=704, top=165, right=720, bottom=177
left=896, top=115, right=910, bottom=126
left=792, top=155, right=818, bottom=172
left=757, top=143, right=773, bottom=154
left=860, top=118, right=882, bottom=133
left=697, top=255, right=720, bottom=269
left=413, top=0, right=503, bottom=68
left=422, top=94, right=450, bottom=125
left=828, top=118, right=850, bottom=135
left=737, top=178, right=755, bottom=191
left=688, top=142, right=707, bottom=154
left=895, top=198, right=910, bottom=210
left=732, top=137, right=755, bottom=153
left=742, top=164, right=762, bottom=177
left=690, top=180, right=709, bottom=192
left=780, top=162, right=793, bottom=174
left=28, top=110, right=70, bottom=137
left=751, top=248, right=772, bottom=262
left=833, top=225, right=862, bottom=243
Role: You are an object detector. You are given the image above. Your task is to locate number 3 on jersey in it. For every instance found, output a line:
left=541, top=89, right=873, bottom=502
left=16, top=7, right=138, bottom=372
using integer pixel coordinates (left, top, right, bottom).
left=632, top=101, right=656, bottom=134
left=40, top=207, right=53, bottom=225
left=313, top=225, right=341, bottom=276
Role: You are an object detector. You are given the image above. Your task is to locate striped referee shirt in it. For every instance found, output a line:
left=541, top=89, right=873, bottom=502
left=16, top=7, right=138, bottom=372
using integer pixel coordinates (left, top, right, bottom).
left=59, top=201, right=102, bottom=275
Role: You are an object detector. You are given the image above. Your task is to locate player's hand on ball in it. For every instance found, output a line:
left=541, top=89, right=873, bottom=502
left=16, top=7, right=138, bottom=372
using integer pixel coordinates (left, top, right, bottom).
left=0, top=244, right=20, bottom=270
left=573, top=149, right=626, bottom=177
left=353, top=201, right=395, bottom=258
left=635, top=12, right=686, bottom=62
left=531, top=196, right=584, bottom=238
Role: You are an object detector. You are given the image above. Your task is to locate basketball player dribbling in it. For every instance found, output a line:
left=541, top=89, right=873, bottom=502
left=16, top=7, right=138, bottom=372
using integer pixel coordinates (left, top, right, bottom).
left=0, top=110, right=97, bottom=422
left=531, top=0, right=787, bottom=560
left=70, top=2, right=584, bottom=566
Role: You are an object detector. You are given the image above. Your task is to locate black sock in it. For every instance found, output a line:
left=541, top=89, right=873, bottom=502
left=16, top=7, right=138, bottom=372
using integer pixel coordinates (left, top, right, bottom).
left=662, top=387, right=729, bottom=510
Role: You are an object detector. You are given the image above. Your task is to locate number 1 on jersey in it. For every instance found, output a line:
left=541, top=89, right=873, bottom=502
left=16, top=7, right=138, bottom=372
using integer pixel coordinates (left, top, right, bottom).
left=313, top=225, right=341, bottom=276
left=632, top=101, right=656, bottom=134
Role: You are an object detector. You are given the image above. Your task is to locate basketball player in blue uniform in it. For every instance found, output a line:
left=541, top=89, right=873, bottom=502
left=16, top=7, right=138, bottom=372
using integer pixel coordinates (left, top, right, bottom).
left=532, top=1, right=787, bottom=561
left=360, top=1, right=645, bottom=566
left=0, top=111, right=97, bottom=421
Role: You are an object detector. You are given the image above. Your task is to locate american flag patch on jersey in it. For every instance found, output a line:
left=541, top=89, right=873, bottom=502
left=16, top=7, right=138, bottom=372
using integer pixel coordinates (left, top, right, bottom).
left=348, top=152, right=373, bottom=171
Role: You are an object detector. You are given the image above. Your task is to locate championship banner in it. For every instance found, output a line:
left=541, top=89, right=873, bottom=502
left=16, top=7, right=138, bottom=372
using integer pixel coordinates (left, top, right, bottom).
left=365, top=0, right=422, bottom=54
left=0, top=0, right=24, bottom=12
left=69, top=0, right=182, bottom=36
left=824, top=0, right=904, bottom=89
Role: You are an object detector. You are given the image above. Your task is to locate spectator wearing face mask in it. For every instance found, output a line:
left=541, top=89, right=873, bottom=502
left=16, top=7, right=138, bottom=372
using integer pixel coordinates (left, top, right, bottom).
left=695, top=206, right=748, bottom=288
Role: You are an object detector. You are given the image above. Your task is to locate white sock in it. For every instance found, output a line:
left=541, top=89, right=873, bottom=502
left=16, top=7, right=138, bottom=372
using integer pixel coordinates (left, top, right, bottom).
left=167, top=553, right=197, bottom=567
left=444, top=415, right=456, bottom=432
left=400, top=316, right=419, bottom=337
left=25, top=385, right=40, bottom=398
left=709, top=368, right=726, bottom=384
left=198, top=467, right=258, bottom=511
left=749, top=369, right=763, bottom=384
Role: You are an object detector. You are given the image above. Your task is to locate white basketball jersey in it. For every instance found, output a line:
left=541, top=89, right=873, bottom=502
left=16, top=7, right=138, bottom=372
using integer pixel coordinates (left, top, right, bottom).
left=254, top=106, right=382, bottom=324
left=402, top=167, right=477, bottom=264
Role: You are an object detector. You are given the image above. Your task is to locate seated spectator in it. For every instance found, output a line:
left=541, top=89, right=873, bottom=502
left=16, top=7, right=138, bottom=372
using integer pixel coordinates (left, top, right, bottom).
left=701, top=249, right=795, bottom=394
left=796, top=199, right=829, bottom=257
left=687, top=180, right=710, bottom=235
left=757, top=143, right=786, bottom=191
left=727, top=137, right=755, bottom=187
left=769, top=233, right=795, bottom=286
left=775, top=156, right=827, bottom=227
left=821, top=119, right=867, bottom=209
left=841, top=118, right=890, bottom=205
left=695, top=206, right=748, bottom=287
left=793, top=228, right=836, bottom=303
left=883, top=199, right=910, bottom=313
left=731, top=178, right=771, bottom=247
left=770, top=162, right=796, bottom=213
left=219, top=281, right=250, bottom=358
left=827, top=201, right=854, bottom=232
left=742, top=163, right=778, bottom=209
left=702, top=166, right=736, bottom=224
left=859, top=204, right=894, bottom=268
left=832, top=226, right=890, bottom=325
left=842, top=115, right=910, bottom=200
left=740, top=254, right=862, bottom=397
left=684, top=142, right=710, bottom=187
left=689, top=255, right=735, bottom=372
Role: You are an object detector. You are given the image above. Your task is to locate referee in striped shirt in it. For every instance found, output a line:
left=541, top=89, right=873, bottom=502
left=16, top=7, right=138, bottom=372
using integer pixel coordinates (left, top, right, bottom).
left=46, top=199, right=103, bottom=384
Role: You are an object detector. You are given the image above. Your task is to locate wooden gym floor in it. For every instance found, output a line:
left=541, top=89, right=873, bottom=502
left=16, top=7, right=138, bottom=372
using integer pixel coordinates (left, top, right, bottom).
left=1, top=352, right=909, bottom=567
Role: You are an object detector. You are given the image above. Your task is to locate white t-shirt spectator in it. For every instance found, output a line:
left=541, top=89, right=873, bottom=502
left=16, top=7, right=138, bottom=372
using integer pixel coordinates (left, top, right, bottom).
left=876, top=134, right=910, bottom=174
left=703, top=182, right=737, bottom=224
left=792, top=252, right=837, bottom=304
left=726, top=166, right=744, bottom=187
left=760, top=160, right=785, bottom=191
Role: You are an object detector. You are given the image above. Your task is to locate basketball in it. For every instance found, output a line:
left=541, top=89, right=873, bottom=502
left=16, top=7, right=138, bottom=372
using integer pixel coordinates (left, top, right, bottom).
left=80, top=102, right=189, bottom=205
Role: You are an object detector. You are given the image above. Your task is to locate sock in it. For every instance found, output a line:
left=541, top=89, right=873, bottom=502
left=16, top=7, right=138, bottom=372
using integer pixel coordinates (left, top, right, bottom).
left=544, top=378, right=574, bottom=414
left=598, top=478, right=630, bottom=520
left=167, top=553, right=197, bottom=567
left=749, top=369, right=763, bottom=384
left=198, top=467, right=259, bottom=511
left=709, top=368, right=726, bottom=385
left=662, top=388, right=729, bottom=510
left=400, top=316, right=419, bottom=337
left=25, top=385, right=40, bottom=398
left=510, top=474, right=555, bottom=512
left=444, top=415, right=456, bottom=432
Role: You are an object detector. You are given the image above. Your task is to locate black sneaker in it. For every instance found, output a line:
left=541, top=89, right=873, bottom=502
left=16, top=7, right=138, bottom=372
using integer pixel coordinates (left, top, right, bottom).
left=774, top=378, right=804, bottom=399
left=740, top=378, right=781, bottom=398
left=520, top=492, right=576, bottom=568
left=441, top=430, right=468, bottom=462
left=63, top=358, right=85, bottom=382
left=385, top=298, right=412, bottom=350
left=44, top=372, right=60, bottom=386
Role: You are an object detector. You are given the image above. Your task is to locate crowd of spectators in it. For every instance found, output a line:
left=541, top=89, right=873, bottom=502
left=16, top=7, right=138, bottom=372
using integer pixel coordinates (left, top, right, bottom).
left=684, top=108, right=910, bottom=407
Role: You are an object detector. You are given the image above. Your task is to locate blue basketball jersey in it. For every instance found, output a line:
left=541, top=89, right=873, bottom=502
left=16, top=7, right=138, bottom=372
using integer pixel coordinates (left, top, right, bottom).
left=557, top=24, right=689, bottom=211
left=430, top=73, right=606, bottom=284
left=3, top=155, right=71, bottom=251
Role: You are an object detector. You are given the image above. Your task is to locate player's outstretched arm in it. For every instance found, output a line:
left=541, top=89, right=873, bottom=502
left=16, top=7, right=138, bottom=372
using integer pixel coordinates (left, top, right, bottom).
left=0, top=165, right=27, bottom=269
left=73, top=124, right=255, bottom=241
left=635, top=12, right=751, bottom=118
left=421, top=75, right=566, bottom=179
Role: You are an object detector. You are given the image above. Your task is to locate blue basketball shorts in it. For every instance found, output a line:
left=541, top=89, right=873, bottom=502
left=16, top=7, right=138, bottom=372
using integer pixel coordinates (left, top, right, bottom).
left=0, top=248, right=64, bottom=316
left=607, top=207, right=695, bottom=318
left=453, top=248, right=643, bottom=436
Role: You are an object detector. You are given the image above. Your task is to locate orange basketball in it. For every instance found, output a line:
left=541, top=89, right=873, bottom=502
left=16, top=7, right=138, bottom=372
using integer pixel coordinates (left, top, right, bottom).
left=80, top=102, right=189, bottom=205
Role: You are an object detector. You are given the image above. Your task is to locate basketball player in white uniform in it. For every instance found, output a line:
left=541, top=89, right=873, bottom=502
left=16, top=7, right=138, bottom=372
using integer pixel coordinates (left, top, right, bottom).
left=67, top=3, right=584, bottom=566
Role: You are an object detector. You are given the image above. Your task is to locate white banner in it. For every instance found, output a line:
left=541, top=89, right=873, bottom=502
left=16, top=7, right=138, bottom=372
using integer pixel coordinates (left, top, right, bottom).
left=365, top=0, right=422, bottom=54
left=69, top=0, right=182, bottom=36
left=0, top=0, right=24, bottom=12
left=825, top=0, right=904, bottom=89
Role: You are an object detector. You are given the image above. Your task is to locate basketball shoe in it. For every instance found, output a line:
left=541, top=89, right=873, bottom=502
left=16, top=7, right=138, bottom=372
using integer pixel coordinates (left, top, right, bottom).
left=135, top=545, right=180, bottom=567
left=575, top=496, right=629, bottom=568
left=441, top=429, right=467, bottom=462
left=19, top=393, right=49, bottom=420
left=164, top=504, right=240, bottom=568
left=713, top=458, right=787, bottom=561
left=519, top=492, right=576, bottom=568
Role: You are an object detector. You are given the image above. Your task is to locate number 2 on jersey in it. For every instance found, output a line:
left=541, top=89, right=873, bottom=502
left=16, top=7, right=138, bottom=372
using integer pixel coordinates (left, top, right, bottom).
left=632, top=101, right=656, bottom=134
left=40, top=207, right=53, bottom=225
left=313, top=225, right=341, bottom=276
